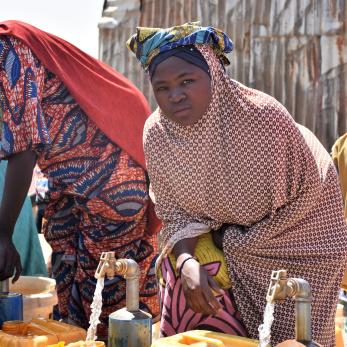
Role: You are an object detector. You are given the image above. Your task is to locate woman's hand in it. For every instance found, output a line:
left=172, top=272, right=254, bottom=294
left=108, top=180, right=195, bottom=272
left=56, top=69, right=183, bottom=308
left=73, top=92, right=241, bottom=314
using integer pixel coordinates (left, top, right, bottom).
left=0, top=150, right=36, bottom=282
left=177, top=254, right=224, bottom=316
left=0, top=234, right=22, bottom=282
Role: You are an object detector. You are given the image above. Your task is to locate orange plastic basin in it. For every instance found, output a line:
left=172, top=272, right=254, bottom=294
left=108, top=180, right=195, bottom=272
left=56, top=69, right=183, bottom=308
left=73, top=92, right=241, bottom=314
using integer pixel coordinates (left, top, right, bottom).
left=0, top=318, right=86, bottom=347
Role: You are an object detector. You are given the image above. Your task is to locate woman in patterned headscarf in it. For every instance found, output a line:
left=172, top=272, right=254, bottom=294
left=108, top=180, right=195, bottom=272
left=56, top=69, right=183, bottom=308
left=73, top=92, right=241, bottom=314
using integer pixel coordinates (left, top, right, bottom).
left=127, top=23, right=347, bottom=346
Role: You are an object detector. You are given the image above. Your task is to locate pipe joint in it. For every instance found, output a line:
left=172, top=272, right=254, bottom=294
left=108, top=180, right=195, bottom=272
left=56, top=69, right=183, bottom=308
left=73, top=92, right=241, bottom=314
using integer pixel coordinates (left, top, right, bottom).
left=115, top=258, right=140, bottom=279
left=287, top=278, right=312, bottom=301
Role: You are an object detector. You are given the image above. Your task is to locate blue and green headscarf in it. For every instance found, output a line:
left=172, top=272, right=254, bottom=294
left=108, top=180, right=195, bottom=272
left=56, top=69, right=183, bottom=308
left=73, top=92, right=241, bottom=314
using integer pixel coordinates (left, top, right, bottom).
left=126, top=22, right=233, bottom=71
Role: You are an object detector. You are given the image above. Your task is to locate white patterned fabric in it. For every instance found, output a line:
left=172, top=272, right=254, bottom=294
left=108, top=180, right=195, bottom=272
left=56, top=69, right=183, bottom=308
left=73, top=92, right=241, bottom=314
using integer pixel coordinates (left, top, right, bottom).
left=143, top=45, right=347, bottom=346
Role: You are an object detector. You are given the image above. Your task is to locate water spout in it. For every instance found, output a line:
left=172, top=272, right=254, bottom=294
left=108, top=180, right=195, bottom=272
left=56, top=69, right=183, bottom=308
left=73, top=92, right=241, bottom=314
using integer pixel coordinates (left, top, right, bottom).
left=266, top=270, right=321, bottom=346
left=86, top=277, right=105, bottom=342
left=258, top=302, right=275, bottom=346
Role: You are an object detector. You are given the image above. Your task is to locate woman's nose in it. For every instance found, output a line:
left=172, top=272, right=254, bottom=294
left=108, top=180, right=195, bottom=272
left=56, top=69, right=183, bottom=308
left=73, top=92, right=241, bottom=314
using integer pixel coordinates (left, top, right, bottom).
left=168, top=89, right=185, bottom=103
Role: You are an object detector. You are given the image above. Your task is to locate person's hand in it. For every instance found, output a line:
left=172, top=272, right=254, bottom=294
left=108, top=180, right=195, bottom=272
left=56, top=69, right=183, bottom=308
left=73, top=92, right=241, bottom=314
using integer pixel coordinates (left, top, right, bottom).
left=0, top=235, right=22, bottom=282
left=177, top=255, right=224, bottom=315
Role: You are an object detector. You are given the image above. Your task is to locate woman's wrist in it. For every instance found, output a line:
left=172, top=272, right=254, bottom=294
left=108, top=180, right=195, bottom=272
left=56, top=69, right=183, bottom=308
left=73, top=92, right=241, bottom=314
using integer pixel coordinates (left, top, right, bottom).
left=173, top=237, right=199, bottom=273
left=173, top=238, right=198, bottom=259
left=176, top=253, right=194, bottom=271
left=178, top=256, right=199, bottom=277
left=0, top=224, right=15, bottom=239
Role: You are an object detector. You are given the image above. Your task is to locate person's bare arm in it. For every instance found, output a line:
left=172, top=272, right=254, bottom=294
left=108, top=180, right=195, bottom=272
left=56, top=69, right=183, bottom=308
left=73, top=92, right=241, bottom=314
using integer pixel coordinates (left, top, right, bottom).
left=0, top=150, right=36, bottom=282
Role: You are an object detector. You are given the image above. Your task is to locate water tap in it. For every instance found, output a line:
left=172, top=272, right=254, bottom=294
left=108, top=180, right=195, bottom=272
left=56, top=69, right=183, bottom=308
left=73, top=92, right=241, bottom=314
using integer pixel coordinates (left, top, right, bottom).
left=95, top=251, right=117, bottom=279
left=95, top=252, right=140, bottom=312
left=266, top=270, right=322, bottom=347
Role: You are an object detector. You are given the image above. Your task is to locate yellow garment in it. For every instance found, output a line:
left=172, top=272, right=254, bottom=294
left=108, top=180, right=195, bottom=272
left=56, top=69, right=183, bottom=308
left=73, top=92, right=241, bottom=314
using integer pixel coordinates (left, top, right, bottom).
left=159, top=232, right=231, bottom=289
left=332, top=133, right=347, bottom=290
left=332, top=133, right=347, bottom=218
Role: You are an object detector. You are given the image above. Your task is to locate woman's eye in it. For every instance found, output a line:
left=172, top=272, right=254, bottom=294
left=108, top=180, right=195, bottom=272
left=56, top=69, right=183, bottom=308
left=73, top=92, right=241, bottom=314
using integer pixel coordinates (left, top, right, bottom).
left=156, top=86, right=168, bottom=92
left=182, top=79, right=193, bottom=85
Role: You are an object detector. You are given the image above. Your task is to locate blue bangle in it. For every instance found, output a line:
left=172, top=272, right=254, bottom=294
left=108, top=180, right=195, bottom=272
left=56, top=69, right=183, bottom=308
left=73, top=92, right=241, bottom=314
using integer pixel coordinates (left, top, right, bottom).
left=178, top=256, right=198, bottom=277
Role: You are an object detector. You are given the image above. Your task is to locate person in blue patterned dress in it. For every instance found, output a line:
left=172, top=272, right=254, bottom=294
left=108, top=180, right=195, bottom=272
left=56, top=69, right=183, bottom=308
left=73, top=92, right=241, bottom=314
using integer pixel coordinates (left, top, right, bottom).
left=0, top=21, right=160, bottom=340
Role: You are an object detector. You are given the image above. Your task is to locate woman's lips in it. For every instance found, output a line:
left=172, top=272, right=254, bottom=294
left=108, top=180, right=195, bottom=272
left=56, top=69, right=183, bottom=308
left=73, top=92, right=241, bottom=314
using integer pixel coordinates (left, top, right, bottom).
left=173, top=107, right=191, bottom=116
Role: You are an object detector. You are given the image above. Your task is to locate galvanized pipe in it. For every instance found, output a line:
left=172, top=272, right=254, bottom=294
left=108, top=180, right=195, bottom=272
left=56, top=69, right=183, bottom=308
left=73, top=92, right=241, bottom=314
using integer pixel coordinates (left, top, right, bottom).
left=114, top=259, right=139, bottom=312
left=287, top=278, right=312, bottom=342
left=0, top=279, right=9, bottom=293
left=266, top=270, right=320, bottom=346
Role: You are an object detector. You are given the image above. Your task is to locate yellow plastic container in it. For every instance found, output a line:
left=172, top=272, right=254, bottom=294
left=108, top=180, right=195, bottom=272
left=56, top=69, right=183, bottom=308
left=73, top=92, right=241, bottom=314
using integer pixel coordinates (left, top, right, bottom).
left=65, top=342, right=105, bottom=347
left=48, top=342, right=105, bottom=347
left=9, top=276, right=57, bottom=321
left=335, top=326, right=344, bottom=347
left=153, top=328, right=344, bottom=347
left=151, top=330, right=259, bottom=347
left=0, top=318, right=86, bottom=347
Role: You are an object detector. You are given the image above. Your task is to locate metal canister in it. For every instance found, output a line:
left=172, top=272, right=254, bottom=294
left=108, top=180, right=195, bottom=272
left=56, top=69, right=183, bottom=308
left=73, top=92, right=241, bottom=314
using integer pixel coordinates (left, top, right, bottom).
left=108, top=308, right=152, bottom=347
left=0, top=292, right=23, bottom=328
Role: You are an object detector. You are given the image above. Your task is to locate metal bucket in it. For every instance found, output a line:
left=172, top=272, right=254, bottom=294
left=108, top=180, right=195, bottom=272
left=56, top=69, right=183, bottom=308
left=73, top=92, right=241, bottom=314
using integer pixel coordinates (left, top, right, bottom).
left=0, top=292, right=23, bottom=328
left=108, top=308, right=152, bottom=347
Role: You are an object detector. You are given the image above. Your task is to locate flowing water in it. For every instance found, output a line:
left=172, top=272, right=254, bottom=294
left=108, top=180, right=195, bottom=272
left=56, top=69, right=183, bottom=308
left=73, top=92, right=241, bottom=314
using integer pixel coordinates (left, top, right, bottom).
left=258, top=302, right=275, bottom=347
left=86, top=277, right=105, bottom=343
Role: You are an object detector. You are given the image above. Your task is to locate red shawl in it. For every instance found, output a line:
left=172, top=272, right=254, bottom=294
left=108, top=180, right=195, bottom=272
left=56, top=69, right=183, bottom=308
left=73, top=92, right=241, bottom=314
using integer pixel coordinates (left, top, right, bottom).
left=0, top=20, right=160, bottom=233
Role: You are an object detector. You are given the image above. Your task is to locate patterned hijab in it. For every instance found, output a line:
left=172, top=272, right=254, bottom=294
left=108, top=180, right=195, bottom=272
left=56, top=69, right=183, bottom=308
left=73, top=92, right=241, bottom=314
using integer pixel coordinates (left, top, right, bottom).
left=129, top=26, right=347, bottom=346
left=126, top=22, right=233, bottom=71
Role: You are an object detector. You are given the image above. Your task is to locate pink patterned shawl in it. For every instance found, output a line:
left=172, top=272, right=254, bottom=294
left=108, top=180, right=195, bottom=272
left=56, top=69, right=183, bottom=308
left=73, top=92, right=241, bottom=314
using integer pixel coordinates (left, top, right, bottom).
left=143, top=45, right=347, bottom=346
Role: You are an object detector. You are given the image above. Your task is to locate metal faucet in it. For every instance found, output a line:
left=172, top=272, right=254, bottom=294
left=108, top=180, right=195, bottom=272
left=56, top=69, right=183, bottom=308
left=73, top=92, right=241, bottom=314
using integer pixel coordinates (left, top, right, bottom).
left=95, top=252, right=152, bottom=347
left=95, top=251, right=140, bottom=312
left=266, top=270, right=322, bottom=347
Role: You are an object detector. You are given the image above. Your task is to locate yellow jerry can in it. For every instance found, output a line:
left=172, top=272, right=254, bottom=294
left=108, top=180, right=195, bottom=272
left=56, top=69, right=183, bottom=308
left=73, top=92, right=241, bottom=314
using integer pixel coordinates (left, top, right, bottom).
left=151, top=330, right=260, bottom=347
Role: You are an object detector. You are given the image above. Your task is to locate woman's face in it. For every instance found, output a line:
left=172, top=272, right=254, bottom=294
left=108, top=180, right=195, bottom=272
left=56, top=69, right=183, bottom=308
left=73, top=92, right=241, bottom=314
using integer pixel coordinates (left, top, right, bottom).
left=151, top=56, right=212, bottom=126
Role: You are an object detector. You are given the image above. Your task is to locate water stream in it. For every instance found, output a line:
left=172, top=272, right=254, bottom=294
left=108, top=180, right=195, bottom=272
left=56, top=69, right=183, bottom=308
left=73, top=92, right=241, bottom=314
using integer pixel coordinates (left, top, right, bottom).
left=258, top=302, right=275, bottom=347
left=86, top=277, right=105, bottom=343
